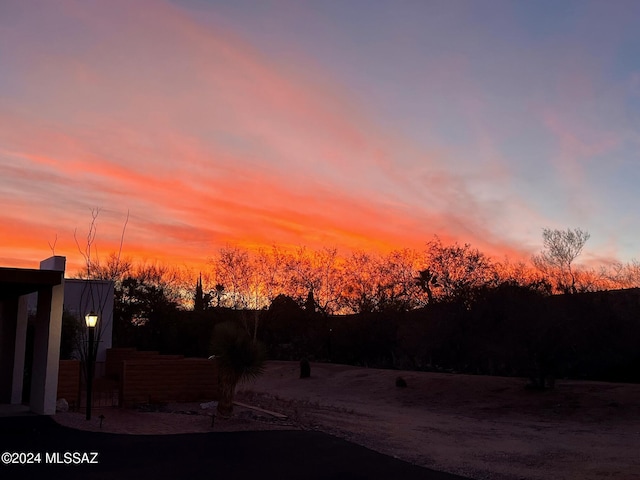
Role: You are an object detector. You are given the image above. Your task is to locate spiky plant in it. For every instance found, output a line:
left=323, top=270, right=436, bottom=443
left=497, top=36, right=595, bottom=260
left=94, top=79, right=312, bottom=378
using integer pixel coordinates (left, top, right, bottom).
left=211, top=321, right=266, bottom=417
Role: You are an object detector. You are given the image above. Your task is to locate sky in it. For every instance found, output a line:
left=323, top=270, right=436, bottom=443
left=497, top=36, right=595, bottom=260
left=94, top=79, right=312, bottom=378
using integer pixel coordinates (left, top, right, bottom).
left=1, top=0, right=639, bottom=273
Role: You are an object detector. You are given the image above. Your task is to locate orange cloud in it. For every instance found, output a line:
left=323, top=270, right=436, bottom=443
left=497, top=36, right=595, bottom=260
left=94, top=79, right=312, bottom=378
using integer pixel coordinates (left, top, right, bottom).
left=0, top=0, right=537, bottom=273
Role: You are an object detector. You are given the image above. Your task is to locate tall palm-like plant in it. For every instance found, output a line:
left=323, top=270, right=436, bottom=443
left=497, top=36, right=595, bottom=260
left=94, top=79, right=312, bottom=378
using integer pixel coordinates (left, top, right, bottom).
left=210, top=320, right=266, bottom=417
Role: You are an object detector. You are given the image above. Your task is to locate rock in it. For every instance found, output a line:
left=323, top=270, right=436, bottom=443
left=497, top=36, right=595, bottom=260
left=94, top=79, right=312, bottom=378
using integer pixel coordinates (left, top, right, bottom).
left=200, top=401, right=219, bottom=410
left=56, top=398, right=69, bottom=412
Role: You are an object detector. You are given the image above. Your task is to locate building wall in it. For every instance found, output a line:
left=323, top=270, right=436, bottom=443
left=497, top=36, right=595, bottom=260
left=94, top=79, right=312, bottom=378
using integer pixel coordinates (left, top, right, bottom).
left=63, top=279, right=114, bottom=364
left=28, top=278, right=114, bottom=366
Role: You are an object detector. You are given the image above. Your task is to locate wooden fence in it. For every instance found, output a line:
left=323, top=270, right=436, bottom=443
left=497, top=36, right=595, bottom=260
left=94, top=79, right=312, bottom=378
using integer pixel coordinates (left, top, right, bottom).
left=57, top=348, right=219, bottom=409
left=57, top=360, right=81, bottom=409
left=106, top=348, right=219, bottom=408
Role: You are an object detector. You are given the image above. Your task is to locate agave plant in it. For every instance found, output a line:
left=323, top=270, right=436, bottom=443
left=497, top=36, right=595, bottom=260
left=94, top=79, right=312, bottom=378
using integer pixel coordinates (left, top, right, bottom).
left=210, top=320, right=266, bottom=417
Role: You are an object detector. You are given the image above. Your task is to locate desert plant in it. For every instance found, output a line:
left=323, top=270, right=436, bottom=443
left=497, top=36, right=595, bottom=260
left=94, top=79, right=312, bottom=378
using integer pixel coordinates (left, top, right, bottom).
left=395, top=376, right=407, bottom=388
left=211, top=321, right=266, bottom=417
left=300, top=358, right=311, bottom=378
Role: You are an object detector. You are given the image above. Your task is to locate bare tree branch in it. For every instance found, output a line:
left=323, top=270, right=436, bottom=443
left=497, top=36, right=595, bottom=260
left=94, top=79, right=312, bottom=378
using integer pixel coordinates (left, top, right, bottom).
left=48, top=234, right=58, bottom=256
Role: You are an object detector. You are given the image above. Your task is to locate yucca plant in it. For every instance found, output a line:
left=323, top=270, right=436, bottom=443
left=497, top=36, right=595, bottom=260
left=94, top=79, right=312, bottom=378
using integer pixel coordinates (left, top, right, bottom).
left=210, top=321, right=266, bottom=417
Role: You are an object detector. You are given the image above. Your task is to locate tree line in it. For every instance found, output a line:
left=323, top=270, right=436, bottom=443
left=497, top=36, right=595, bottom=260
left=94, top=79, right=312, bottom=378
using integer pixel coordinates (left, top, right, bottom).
left=202, top=228, right=640, bottom=313
left=75, top=227, right=640, bottom=338
left=86, top=228, right=638, bottom=316
left=69, top=225, right=640, bottom=384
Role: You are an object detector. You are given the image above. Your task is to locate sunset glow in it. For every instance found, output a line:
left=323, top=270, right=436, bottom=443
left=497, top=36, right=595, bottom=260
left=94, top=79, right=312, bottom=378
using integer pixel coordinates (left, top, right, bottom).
left=1, top=0, right=639, bottom=273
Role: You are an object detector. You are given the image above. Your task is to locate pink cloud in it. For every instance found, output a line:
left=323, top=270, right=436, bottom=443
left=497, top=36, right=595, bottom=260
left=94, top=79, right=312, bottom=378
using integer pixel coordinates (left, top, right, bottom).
left=0, top=0, right=538, bottom=271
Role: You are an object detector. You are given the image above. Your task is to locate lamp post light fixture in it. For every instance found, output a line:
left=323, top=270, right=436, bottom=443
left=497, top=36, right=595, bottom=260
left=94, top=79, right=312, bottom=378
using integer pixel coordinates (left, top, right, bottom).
left=85, top=311, right=98, bottom=420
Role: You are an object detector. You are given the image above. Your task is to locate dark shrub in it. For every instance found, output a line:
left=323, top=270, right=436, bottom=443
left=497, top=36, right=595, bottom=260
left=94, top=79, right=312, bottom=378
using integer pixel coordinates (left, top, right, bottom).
left=395, top=376, right=407, bottom=388
left=300, top=358, right=311, bottom=378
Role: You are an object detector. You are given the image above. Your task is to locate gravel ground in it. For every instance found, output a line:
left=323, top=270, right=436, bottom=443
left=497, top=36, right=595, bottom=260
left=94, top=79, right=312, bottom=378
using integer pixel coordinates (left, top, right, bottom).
left=56, top=361, right=640, bottom=480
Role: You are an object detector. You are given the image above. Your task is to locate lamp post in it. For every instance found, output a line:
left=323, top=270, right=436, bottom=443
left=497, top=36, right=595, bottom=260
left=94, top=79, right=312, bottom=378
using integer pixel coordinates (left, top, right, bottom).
left=85, top=311, right=98, bottom=421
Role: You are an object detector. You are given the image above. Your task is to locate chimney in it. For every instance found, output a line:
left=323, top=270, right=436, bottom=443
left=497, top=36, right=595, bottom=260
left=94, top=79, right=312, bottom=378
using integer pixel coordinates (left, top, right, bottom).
left=40, top=256, right=66, bottom=272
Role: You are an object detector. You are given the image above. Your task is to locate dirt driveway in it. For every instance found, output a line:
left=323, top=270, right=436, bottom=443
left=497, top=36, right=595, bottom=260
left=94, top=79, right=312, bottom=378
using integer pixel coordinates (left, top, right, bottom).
left=238, top=361, right=640, bottom=480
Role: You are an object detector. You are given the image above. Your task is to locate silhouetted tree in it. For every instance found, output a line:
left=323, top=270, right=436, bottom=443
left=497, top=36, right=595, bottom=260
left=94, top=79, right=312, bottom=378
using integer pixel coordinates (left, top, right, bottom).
left=213, top=246, right=252, bottom=308
left=424, top=237, right=498, bottom=304
left=604, top=260, right=640, bottom=289
left=375, top=249, right=424, bottom=311
left=285, top=246, right=343, bottom=315
left=305, top=288, right=316, bottom=313
left=340, top=251, right=384, bottom=313
left=415, top=268, right=439, bottom=304
left=112, top=263, right=183, bottom=348
left=194, top=273, right=205, bottom=312
left=214, top=283, right=225, bottom=307
left=532, top=228, right=590, bottom=294
left=73, top=208, right=129, bottom=388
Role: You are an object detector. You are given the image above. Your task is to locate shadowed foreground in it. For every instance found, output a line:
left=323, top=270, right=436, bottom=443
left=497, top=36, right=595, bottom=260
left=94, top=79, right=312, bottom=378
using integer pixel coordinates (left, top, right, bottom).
left=238, top=361, right=640, bottom=479
left=0, top=416, right=468, bottom=480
